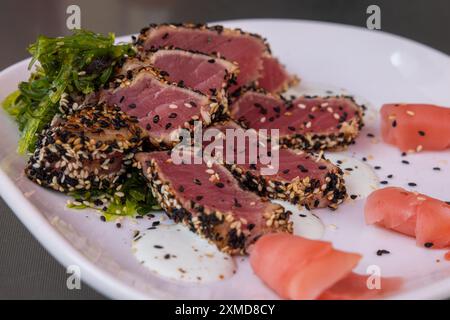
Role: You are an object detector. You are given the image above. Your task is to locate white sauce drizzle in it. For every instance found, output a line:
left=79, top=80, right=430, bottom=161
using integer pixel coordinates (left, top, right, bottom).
left=325, top=152, right=379, bottom=199
left=132, top=223, right=236, bottom=283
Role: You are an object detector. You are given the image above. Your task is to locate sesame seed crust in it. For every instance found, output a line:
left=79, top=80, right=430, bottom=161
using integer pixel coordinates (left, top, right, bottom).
left=138, top=156, right=292, bottom=255
left=25, top=104, right=147, bottom=193
left=228, top=156, right=347, bottom=210
left=279, top=115, right=363, bottom=151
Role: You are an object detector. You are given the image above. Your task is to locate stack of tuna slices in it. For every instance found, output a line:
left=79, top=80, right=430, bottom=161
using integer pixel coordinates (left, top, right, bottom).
left=26, top=23, right=364, bottom=255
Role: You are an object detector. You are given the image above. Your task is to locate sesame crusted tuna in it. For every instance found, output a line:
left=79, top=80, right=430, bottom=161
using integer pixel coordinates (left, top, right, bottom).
left=135, top=151, right=292, bottom=255
left=231, top=91, right=364, bottom=151
left=134, top=23, right=295, bottom=93
left=206, top=121, right=347, bottom=209
left=100, top=66, right=227, bottom=147
left=148, top=49, right=239, bottom=105
left=25, top=104, right=146, bottom=192
left=120, top=49, right=239, bottom=107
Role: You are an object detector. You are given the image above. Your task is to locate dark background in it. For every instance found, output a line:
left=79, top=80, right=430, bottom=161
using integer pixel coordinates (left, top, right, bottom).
left=0, top=0, right=448, bottom=299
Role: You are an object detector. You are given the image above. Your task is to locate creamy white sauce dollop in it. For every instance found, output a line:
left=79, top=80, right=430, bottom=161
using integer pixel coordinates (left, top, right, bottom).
left=325, top=153, right=379, bottom=199
left=132, top=224, right=236, bottom=283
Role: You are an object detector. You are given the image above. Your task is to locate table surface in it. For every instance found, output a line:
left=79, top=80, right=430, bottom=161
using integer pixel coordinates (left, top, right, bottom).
left=0, top=0, right=449, bottom=299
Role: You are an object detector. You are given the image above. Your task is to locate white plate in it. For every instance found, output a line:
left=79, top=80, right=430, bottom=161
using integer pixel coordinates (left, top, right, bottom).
left=1, top=19, right=450, bottom=300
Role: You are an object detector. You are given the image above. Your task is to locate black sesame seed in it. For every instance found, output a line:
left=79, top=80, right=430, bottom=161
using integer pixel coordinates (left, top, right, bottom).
left=215, top=182, right=224, bottom=188
left=402, top=160, right=410, bottom=165
left=282, top=169, right=290, bottom=174
left=100, top=215, right=106, bottom=222
left=408, top=182, right=417, bottom=187
left=146, top=123, right=151, bottom=130
left=128, top=103, right=136, bottom=109
left=288, top=126, right=295, bottom=131
left=154, top=245, right=163, bottom=249
left=367, top=133, right=375, bottom=138
left=374, top=166, right=381, bottom=170
left=169, top=112, right=177, bottom=118
left=387, top=174, right=393, bottom=179
left=164, top=254, right=171, bottom=259
left=116, top=223, right=121, bottom=228
left=424, top=242, right=434, bottom=248
left=318, top=165, right=327, bottom=170
left=380, top=180, right=388, bottom=185
left=299, top=214, right=307, bottom=217
left=193, top=178, right=202, bottom=185
left=153, top=115, right=160, bottom=123
left=152, top=221, right=160, bottom=227
left=165, top=123, right=172, bottom=130
left=418, top=130, right=425, bottom=136
left=208, top=59, right=215, bottom=63
left=350, top=194, right=358, bottom=200
left=376, top=249, right=390, bottom=256
left=178, top=185, right=185, bottom=192
left=392, top=120, right=397, bottom=127
left=433, top=167, right=441, bottom=171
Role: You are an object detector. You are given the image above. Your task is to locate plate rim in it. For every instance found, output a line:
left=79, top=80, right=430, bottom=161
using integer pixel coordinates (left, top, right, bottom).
left=1, top=18, right=449, bottom=300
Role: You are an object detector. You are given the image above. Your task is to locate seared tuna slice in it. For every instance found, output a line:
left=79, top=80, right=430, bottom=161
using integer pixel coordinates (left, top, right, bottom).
left=149, top=49, right=239, bottom=103
left=135, top=151, right=292, bottom=255
left=231, top=91, right=364, bottom=151
left=25, top=104, right=146, bottom=192
left=206, top=121, right=347, bottom=209
left=257, top=56, right=299, bottom=93
left=121, top=49, right=238, bottom=106
left=135, top=23, right=294, bottom=93
left=101, top=66, right=226, bottom=147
